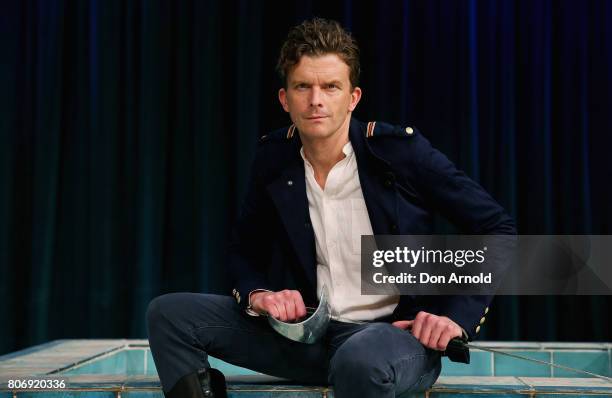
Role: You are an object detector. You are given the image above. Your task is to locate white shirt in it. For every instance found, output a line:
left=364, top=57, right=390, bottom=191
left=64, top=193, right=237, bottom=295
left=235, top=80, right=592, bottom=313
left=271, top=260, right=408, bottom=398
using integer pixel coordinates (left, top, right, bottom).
left=301, top=141, right=399, bottom=322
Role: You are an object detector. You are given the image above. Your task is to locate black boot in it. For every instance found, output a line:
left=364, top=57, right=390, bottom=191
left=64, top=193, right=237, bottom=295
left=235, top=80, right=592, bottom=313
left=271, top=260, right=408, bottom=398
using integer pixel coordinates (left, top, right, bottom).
left=165, top=368, right=227, bottom=398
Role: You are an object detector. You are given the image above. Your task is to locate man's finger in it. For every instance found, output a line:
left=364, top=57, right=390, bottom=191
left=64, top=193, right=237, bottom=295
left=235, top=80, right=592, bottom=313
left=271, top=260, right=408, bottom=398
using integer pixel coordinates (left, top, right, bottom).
left=437, top=330, right=453, bottom=351
left=284, top=299, right=296, bottom=321
left=266, top=302, right=280, bottom=319
left=418, top=317, right=433, bottom=346
left=293, top=292, right=307, bottom=319
left=274, top=298, right=288, bottom=321
left=392, top=320, right=414, bottom=330
left=427, top=323, right=444, bottom=350
left=412, top=315, right=424, bottom=340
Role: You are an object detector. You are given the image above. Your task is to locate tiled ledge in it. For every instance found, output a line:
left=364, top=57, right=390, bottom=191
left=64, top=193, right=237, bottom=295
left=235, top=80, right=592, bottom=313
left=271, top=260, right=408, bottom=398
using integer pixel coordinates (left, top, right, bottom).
left=0, top=340, right=611, bottom=397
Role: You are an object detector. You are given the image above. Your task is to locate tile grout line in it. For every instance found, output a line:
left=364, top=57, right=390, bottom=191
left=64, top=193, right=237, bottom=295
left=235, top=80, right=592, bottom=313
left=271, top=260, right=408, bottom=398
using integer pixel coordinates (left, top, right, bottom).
left=550, top=350, right=554, bottom=377
left=515, top=376, right=535, bottom=394
left=490, top=351, right=495, bottom=376
left=143, top=349, right=148, bottom=375
left=608, top=345, right=612, bottom=377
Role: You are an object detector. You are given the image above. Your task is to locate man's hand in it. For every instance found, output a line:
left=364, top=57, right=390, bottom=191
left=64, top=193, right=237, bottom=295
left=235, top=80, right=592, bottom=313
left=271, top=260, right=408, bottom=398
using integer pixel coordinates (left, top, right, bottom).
left=392, top=311, right=462, bottom=351
left=249, top=290, right=307, bottom=322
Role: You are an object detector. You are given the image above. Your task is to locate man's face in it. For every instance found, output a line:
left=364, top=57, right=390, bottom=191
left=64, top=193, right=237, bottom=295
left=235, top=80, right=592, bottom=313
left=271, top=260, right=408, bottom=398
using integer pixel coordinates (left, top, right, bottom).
left=278, top=54, right=361, bottom=141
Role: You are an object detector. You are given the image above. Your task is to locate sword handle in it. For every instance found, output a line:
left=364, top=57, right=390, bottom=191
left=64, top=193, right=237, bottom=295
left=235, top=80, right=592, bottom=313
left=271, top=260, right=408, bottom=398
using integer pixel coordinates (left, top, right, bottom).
left=444, top=337, right=470, bottom=364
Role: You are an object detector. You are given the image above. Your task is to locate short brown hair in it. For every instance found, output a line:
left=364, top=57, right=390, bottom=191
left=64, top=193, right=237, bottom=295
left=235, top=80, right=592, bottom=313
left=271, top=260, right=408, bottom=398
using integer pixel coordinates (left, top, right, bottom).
left=276, top=18, right=360, bottom=89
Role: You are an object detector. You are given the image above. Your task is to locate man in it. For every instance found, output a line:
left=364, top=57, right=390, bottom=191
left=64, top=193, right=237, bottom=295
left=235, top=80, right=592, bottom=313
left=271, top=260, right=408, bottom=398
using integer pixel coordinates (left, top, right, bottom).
left=147, top=18, right=515, bottom=398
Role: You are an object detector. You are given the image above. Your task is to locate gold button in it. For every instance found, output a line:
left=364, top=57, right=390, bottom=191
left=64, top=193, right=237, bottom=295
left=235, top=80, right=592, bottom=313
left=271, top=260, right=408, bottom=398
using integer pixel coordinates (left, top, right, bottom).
left=405, top=127, right=414, bottom=135
left=236, top=294, right=241, bottom=304
left=475, top=325, right=481, bottom=333
left=480, top=317, right=486, bottom=325
left=232, top=289, right=237, bottom=295
left=485, top=307, right=489, bottom=314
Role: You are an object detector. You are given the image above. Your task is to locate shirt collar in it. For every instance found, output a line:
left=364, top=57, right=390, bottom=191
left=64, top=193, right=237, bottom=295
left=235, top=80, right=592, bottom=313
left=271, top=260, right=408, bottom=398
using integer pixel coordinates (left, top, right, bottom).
left=300, top=141, right=354, bottom=164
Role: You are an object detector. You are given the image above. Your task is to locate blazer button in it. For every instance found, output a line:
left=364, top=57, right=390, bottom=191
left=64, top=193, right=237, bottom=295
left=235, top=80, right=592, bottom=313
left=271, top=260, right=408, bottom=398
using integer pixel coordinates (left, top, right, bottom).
left=475, top=325, right=481, bottom=334
left=304, top=222, right=311, bottom=229
left=390, top=224, right=398, bottom=233
left=480, top=317, right=486, bottom=325
left=383, top=172, right=395, bottom=189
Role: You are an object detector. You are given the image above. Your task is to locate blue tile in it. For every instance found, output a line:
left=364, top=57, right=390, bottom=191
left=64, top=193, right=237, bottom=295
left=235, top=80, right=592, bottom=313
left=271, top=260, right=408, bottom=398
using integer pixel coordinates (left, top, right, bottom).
left=123, top=376, right=160, bottom=389
left=494, top=351, right=551, bottom=377
left=433, top=376, right=528, bottom=392
left=227, top=392, right=323, bottom=397
left=519, top=376, right=612, bottom=393
left=61, top=351, right=127, bottom=376
left=122, top=393, right=164, bottom=398
left=440, top=351, right=492, bottom=376
left=552, top=351, right=609, bottom=378
left=144, top=351, right=158, bottom=376
left=125, top=350, right=146, bottom=375
left=59, top=375, right=125, bottom=389
left=16, top=393, right=116, bottom=398
left=429, top=394, right=526, bottom=398
left=534, top=395, right=608, bottom=398
left=208, top=357, right=260, bottom=376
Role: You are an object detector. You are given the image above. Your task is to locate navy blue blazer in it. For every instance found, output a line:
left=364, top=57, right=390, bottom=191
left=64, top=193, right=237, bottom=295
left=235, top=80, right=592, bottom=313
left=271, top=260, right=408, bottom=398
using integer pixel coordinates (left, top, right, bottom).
left=228, top=117, right=516, bottom=340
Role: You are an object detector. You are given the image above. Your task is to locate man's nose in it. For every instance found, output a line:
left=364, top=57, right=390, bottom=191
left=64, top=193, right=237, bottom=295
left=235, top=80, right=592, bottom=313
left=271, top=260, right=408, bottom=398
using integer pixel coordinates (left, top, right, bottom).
left=309, top=87, right=323, bottom=107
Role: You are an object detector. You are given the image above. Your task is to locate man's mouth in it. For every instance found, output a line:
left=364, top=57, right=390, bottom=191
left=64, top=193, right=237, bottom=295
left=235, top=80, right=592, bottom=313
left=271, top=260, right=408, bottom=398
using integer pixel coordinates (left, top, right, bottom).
left=306, top=115, right=328, bottom=120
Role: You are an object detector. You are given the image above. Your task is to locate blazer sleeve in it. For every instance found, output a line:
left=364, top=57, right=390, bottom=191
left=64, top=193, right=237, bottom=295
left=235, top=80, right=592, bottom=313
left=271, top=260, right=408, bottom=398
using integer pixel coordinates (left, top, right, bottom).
left=412, top=132, right=517, bottom=339
left=227, top=144, right=275, bottom=310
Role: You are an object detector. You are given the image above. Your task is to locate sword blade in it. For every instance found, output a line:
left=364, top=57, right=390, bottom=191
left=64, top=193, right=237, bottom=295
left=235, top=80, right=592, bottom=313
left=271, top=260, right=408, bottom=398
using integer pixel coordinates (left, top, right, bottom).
left=463, top=343, right=612, bottom=382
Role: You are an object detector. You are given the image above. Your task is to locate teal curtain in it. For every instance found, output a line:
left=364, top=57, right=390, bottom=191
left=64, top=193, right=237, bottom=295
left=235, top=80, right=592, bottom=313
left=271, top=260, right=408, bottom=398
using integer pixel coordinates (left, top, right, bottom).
left=1, top=0, right=610, bottom=355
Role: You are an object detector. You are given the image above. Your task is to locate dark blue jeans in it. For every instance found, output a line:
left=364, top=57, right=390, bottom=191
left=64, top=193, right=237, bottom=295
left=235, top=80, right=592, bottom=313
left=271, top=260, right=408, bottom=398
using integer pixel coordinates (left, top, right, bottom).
left=146, top=293, right=441, bottom=398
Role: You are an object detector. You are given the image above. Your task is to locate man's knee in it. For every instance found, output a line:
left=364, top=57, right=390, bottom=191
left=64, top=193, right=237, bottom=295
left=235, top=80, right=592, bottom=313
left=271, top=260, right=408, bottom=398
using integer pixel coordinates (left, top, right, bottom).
left=146, top=293, right=237, bottom=337
left=146, top=293, right=192, bottom=334
left=331, top=349, right=391, bottom=386
left=329, top=324, right=395, bottom=385
left=328, top=323, right=426, bottom=388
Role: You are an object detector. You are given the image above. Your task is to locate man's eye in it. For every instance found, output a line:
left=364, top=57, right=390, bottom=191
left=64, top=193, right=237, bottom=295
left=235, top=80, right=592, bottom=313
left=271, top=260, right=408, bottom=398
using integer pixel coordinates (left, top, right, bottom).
left=326, top=84, right=338, bottom=90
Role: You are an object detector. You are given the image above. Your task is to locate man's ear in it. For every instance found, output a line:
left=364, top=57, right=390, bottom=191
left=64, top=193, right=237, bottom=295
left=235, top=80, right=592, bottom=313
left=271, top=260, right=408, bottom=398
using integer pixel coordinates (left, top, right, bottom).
left=348, top=86, right=362, bottom=112
left=278, top=88, right=289, bottom=113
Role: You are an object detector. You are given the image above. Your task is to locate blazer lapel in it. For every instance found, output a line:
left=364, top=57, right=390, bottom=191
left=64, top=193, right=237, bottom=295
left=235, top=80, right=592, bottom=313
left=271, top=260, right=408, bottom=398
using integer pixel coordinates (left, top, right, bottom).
left=265, top=141, right=317, bottom=289
left=350, top=118, right=398, bottom=235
